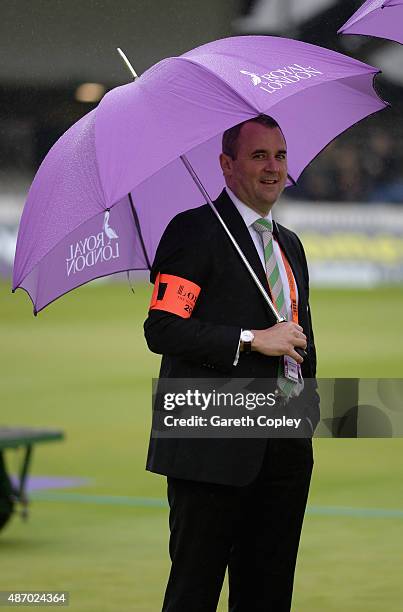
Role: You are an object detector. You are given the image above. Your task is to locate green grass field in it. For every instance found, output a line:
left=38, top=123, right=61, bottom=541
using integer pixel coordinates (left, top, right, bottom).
left=1, top=280, right=403, bottom=611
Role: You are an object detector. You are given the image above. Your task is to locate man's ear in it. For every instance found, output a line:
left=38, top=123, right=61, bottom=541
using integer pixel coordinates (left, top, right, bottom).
left=219, top=153, right=233, bottom=178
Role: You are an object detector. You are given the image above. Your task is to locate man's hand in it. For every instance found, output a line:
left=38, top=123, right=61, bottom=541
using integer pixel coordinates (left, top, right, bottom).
left=251, top=322, right=307, bottom=364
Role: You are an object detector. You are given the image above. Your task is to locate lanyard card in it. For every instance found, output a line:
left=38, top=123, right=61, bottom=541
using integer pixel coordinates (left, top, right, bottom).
left=283, top=355, right=302, bottom=383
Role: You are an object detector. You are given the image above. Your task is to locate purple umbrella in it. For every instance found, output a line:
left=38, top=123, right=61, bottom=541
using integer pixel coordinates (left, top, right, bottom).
left=338, top=0, right=403, bottom=45
left=13, top=36, right=387, bottom=314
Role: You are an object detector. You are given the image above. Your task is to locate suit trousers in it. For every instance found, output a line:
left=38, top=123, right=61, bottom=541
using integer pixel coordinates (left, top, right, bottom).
left=161, top=438, right=314, bottom=612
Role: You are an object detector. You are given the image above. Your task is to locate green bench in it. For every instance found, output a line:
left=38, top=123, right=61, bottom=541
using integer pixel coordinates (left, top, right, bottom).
left=0, top=427, right=64, bottom=531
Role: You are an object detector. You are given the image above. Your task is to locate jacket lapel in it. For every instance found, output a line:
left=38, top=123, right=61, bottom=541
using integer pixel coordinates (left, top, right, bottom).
left=211, top=191, right=308, bottom=327
left=213, top=190, right=271, bottom=297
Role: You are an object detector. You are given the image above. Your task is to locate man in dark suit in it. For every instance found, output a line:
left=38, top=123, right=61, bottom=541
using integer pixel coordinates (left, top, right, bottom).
left=144, top=115, right=319, bottom=612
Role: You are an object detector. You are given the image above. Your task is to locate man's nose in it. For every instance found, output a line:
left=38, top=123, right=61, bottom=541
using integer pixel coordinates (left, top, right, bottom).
left=264, top=156, right=279, bottom=172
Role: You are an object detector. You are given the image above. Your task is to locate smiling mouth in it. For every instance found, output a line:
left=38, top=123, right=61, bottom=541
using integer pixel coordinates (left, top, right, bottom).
left=260, top=179, right=278, bottom=185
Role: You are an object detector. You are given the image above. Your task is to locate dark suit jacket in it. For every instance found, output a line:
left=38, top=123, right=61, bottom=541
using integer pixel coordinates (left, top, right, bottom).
left=144, top=190, right=319, bottom=486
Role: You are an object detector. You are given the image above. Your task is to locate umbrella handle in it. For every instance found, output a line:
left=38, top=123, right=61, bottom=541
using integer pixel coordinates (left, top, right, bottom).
left=180, top=154, right=284, bottom=324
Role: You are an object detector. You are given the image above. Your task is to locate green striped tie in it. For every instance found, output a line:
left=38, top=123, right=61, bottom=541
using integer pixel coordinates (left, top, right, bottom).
left=253, top=218, right=287, bottom=320
left=253, top=218, right=303, bottom=399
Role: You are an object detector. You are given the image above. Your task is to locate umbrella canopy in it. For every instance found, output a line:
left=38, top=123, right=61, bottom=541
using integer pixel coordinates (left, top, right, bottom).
left=13, top=35, right=387, bottom=314
left=338, top=0, right=403, bottom=45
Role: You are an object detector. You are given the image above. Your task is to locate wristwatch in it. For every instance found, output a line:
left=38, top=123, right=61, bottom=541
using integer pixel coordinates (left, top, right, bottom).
left=240, top=329, right=255, bottom=354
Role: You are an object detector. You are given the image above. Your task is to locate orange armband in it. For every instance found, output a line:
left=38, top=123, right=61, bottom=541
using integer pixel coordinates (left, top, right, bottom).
left=149, top=273, right=201, bottom=318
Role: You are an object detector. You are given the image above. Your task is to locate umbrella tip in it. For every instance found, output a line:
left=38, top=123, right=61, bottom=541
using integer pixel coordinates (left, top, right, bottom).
left=116, top=47, right=138, bottom=80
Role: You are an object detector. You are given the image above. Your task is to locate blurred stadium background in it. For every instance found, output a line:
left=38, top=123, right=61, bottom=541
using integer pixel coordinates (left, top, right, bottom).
left=1, top=1, right=403, bottom=611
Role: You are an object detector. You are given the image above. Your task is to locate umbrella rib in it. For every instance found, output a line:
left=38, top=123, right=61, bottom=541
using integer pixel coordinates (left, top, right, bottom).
left=174, top=55, right=260, bottom=116
left=128, top=193, right=152, bottom=269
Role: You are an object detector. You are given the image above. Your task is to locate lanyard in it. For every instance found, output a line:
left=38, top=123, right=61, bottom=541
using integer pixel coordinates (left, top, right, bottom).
left=279, top=248, right=299, bottom=324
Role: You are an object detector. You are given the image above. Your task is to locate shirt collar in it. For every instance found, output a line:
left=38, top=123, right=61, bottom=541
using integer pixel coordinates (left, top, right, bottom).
left=225, top=186, right=273, bottom=229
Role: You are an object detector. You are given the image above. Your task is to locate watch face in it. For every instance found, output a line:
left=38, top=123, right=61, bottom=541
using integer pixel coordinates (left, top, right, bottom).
left=241, top=330, right=254, bottom=342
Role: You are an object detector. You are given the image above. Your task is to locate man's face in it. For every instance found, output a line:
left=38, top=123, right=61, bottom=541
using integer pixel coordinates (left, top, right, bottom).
left=220, top=122, right=288, bottom=214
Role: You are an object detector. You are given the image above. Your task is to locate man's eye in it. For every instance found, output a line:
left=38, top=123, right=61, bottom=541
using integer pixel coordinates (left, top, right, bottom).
left=276, top=154, right=286, bottom=160
left=253, top=154, right=265, bottom=160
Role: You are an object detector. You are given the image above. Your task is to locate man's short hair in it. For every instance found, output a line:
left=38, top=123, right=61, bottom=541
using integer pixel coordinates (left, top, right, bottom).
left=222, top=115, right=280, bottom=160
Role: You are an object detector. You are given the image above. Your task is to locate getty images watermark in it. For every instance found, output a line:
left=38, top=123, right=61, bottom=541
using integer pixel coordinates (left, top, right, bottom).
left=152, top=378, right=317, bottom=439
left=151, top=378, right=403, bottom=439
left=162, top=388, right=303, bottom=431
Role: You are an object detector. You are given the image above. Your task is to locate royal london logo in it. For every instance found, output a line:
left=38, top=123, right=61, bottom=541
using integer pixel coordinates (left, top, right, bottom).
left=240, top=64, right=323, bottom=94
left=66, top=210, right=120, bottom=277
